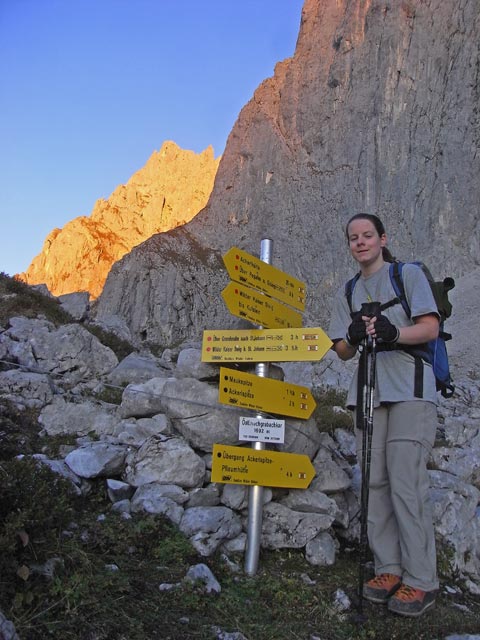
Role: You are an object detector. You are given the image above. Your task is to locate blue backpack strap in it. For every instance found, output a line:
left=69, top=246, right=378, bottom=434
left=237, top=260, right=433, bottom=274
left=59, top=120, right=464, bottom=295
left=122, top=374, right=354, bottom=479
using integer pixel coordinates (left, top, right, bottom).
left=389, top=261, right=411, bottom=317
left=345, top=273, right=361, bottom=315
left=388, top=261, right=432, bottom=398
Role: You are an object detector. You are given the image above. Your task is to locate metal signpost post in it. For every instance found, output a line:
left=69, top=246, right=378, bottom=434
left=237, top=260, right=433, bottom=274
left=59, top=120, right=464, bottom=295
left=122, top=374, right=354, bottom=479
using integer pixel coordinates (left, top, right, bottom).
left=244, top=238, right=271, bottom=577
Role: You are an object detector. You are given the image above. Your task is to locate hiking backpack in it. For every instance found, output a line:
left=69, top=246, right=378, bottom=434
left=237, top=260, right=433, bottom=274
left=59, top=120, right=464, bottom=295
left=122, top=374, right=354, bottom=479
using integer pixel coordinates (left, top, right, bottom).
left=345, top=261, right=455, bottom=398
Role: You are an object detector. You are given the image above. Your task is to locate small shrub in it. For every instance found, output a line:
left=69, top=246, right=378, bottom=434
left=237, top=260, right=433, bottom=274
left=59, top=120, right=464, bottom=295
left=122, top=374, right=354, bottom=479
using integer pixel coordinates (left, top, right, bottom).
left=0, top=458, right=77, bottom=550
left=0, top=457, right=79, bottom=612
left=0, top=404, right=43, bottom=460
left=311, top=387, right=353, bottom=433
left=0, top=272, right=74, bottom=326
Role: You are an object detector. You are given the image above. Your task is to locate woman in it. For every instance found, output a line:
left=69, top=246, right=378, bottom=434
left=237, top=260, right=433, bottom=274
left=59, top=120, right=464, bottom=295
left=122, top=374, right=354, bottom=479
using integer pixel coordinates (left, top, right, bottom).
left=328, top=213, right=439, bottom=618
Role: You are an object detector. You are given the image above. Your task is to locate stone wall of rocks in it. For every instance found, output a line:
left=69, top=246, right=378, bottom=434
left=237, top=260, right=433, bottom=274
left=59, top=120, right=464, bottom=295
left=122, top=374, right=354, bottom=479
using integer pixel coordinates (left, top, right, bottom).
left=1, top=305, right=479, bottom=594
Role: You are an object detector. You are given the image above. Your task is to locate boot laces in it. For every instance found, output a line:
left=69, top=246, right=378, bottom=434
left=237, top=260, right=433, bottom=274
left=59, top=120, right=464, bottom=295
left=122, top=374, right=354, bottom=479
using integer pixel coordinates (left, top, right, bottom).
left=369, top=573, right=400, bottom=587
left=395, top=584, right=422, bottom=601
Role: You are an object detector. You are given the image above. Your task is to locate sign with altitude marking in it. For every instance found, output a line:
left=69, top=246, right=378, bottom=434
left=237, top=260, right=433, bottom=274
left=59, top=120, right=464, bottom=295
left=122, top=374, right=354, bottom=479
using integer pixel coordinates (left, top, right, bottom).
left=201, top=327, right=332, bottom=362
left=223, top=247, right=306, bottom=311
left=218, top=367, right=316, bottom=419
left=211, top=443, right=316, bottom=489
left=238, top=416, right=285, bottom=443
left=221, top=282, right=302, bottom=329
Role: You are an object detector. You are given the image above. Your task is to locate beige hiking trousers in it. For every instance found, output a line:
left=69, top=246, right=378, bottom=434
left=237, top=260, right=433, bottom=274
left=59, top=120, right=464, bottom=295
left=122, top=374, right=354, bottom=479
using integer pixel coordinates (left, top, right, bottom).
left=355, top=401, right=439, bottom=592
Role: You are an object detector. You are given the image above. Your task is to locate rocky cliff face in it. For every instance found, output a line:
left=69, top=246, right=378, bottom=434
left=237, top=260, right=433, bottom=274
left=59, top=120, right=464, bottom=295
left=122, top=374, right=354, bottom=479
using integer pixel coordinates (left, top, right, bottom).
left=95, top=0, right=480, bottom=346
left=20, top=142, right=220, bottom=298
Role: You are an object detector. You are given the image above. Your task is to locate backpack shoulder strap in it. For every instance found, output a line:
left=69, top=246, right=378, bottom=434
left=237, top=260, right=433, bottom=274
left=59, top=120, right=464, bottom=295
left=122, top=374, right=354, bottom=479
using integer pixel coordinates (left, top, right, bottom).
left=389, top=261, right=411, bottom=318
left=345, top=273, right=361, bottom=313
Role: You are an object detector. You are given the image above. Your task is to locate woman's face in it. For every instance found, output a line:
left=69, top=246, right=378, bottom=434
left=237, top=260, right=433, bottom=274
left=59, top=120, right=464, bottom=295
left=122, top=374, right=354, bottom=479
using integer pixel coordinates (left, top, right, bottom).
left=347, top=218, right=386, bottom=269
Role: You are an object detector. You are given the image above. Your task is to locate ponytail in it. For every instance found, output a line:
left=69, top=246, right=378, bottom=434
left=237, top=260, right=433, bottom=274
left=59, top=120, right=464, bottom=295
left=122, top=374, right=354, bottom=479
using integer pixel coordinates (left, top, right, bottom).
left=382, top=247, right=396, bottom=263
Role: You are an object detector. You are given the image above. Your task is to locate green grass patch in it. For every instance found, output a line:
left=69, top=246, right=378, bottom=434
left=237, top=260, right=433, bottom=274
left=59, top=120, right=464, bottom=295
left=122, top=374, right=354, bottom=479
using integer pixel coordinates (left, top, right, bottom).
left=0, top=451, right=479, bottom=640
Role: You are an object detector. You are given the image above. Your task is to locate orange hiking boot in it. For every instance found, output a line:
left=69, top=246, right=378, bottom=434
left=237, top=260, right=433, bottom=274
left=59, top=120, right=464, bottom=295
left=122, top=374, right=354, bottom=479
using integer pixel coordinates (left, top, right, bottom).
left=387, top=584, right=436, bottom=617
left=363, top=573, right=402, bottom=603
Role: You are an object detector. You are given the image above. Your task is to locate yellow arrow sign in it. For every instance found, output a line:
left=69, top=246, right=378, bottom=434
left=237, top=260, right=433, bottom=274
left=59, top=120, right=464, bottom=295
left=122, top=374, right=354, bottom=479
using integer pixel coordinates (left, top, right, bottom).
left=222, top=282, right=302, bottom=329
left=218, top=367, right=316, bottom=419
left=211, top=443, right=316, bottom=489
left=202, top=327, right=332, bottom=363
left=223, top=247, right=306, bottom=311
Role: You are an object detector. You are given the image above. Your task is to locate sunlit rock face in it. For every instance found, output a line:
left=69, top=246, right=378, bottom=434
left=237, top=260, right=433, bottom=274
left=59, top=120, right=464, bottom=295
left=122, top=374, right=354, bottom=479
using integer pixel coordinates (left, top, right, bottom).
left=95, top=0, right=479, bottom=346
left=20, top=142, right=220, bottom=298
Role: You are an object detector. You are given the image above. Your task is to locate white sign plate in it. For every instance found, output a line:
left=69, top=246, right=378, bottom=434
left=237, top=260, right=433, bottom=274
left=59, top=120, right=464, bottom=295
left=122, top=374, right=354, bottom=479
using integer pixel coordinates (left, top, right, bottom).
left=238, top=416, right=285, bottom=443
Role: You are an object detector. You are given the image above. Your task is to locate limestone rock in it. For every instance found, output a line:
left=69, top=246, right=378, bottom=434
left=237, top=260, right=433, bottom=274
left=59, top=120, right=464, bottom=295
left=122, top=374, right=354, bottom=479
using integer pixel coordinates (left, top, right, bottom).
left=184, top=563, right=221, bottom=594
left=65, top=443, right=128, bottom=478
left=260, top=502, right=334, bottom=549
left=123, top=435, right=206, bottom=488
left=4, top=317, right=118, bottom=384
left=112, top=414, right=171, bottom=446
left=0, top=370, right=54, bottom=410
left=430, top=469, right=480, bottom=579
left=95, top=228, right=229, bottom=347
left=311, top=445, right=352, bottom=494
left=106, top=352, right=172, bottom=386
left=278, top=488, right=339, bottom=518
left=305, top=531, right=339, bottom=567
left=58, top=292, right=90, bottom=321
left=130, top=483, right=188, bottom=524
left=106, top=479, right=135, bottom=503
left=38, top=396, right=118, bottom=437
left=152, top=377, right=241, bottom=452
left=179, top=506, right=242, bottom=556
left=186, top=485, right=222, bottom=508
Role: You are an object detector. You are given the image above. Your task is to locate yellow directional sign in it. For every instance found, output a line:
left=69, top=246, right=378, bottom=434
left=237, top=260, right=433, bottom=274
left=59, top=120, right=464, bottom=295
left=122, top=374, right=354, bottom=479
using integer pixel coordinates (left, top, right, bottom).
left=202, top=327, right=332, bottom=363
left=223, top=247, right=306, bottom=311
left=218, top=367, right=316, bottom=419
left=211, top=443, right=316, bottom=489
left=222, top=282, right=302, bottom=329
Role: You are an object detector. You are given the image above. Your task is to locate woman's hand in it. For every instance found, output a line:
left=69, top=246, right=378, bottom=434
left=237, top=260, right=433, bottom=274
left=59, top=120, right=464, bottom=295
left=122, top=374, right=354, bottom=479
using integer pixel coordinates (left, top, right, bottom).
left=346, top=312, right=368, bottom=346
left=366, top=314, right=399, bottom=343
left=366, top=313, right=439, bottom=345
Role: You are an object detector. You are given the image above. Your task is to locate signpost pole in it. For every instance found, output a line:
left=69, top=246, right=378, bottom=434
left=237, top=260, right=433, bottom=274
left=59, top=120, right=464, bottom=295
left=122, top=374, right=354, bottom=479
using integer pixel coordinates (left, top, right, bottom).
left=244, top=239, right=272, bottom=576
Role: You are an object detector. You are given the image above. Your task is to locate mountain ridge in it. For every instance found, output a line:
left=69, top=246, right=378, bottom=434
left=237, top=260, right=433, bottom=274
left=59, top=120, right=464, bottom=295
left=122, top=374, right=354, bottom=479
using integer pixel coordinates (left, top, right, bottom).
left=19, top=141, right=220, bottom=298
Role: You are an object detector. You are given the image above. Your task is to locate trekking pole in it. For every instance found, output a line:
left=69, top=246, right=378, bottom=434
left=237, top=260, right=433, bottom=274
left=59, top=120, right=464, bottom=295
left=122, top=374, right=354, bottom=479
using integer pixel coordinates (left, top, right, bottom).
left=356, top=302, right=380, bottom=620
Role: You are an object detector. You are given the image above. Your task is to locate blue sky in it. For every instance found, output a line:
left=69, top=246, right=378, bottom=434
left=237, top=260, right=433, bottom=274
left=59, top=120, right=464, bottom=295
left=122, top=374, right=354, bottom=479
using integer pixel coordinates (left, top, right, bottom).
left=0, top=0, right=304, bottom=276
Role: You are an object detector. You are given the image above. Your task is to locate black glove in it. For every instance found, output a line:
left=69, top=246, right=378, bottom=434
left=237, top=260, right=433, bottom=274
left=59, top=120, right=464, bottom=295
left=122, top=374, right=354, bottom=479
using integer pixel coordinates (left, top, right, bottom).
left=346, top=312, right=367, bottom=346
left=374, top=314, right=400, bottom=343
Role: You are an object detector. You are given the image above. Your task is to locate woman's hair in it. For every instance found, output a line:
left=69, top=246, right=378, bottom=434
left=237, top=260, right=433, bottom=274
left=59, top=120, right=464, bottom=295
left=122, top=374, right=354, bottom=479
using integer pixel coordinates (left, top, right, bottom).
left=345, top=212, right=396, bottom=263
